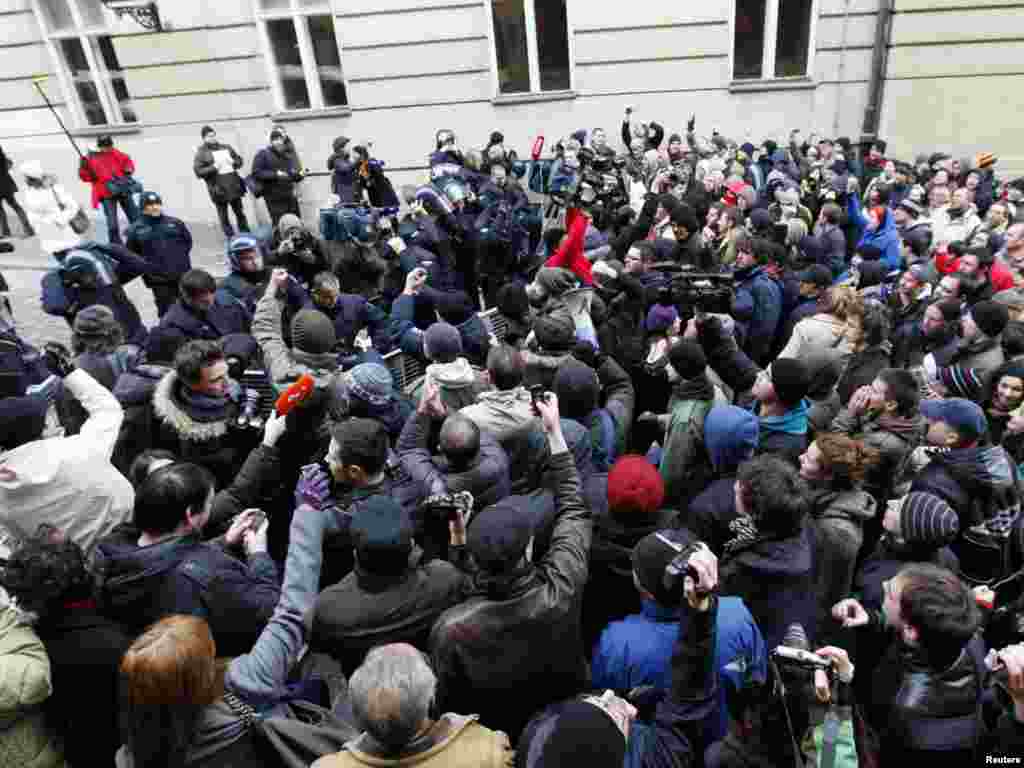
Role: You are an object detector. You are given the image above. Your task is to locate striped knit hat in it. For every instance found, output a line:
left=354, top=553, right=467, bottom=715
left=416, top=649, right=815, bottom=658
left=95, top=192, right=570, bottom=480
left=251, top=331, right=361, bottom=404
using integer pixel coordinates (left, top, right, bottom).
left=900, top=492, right=960, bottom=546
left=938, top=364, right=985, bottom=401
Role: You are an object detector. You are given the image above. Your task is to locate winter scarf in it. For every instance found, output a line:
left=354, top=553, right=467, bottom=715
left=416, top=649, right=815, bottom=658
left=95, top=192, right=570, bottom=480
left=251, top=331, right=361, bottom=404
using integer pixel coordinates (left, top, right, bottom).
left=723, top=514, right=770, bottom=556
left=757, top=398, right=810, bottom=436
left=176, top=380, right=236, bottom=425
left=929, top=445, right=1022, bottom=537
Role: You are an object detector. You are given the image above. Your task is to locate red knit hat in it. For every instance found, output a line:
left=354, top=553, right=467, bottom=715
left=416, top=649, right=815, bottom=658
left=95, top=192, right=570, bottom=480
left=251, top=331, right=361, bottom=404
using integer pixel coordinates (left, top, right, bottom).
left=607, top=455, right=665, bottom=516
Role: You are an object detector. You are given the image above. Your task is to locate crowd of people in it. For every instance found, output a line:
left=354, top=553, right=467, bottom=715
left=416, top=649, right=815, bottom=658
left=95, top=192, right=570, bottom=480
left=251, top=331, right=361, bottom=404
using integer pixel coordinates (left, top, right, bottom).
left=3, top=108, right=1024, bottom=767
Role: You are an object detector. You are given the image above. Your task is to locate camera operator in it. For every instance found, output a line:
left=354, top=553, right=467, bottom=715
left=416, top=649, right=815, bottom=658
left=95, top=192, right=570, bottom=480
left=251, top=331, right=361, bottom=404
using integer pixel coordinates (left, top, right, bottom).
left=352, top=142, right=399, bottom=208
left=517, top=537, right=722, bottom=768
left=327, top=136, right=357, bottom=204
left=274, top=212, right=328, bottom=288
left=831, top=563, right=985, bottom=764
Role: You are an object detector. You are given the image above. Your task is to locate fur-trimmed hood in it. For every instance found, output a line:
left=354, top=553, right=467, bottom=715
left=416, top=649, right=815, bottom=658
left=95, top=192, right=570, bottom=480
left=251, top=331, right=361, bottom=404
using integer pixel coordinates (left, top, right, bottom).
left=152, top=371, right=231, bottom=442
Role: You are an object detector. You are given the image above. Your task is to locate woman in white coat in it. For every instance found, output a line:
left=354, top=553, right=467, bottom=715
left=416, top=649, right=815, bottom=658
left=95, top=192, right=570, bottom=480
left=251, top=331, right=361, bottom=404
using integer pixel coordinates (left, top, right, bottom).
left=19, top=162, right=86, bottom=257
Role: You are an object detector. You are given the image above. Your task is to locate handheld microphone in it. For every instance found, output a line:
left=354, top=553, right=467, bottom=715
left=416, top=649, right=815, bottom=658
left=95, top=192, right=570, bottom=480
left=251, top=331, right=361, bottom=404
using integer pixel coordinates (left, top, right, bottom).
left=275, top=373, right=315, bottom=417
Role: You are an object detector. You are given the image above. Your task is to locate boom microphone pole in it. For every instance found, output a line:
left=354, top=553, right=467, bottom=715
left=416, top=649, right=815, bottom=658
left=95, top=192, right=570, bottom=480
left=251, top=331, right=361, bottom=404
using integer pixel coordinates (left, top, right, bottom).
left=32, top=75, right=87, bottom=162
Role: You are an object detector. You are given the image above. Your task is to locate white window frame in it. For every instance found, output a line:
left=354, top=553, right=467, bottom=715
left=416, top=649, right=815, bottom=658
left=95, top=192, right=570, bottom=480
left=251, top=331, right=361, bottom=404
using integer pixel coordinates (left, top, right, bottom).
left=729, top=0, right=818, bottom=82
left=31, top=0, right=135, bottom=128
left=252, top=0, right=348, bottom=113
left=484, top=0, right=575, bottom=97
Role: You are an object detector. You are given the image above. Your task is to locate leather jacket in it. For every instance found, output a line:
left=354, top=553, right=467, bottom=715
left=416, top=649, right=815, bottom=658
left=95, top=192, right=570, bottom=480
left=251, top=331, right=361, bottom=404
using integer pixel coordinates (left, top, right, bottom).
left=429, top=450, right=591, bottom=742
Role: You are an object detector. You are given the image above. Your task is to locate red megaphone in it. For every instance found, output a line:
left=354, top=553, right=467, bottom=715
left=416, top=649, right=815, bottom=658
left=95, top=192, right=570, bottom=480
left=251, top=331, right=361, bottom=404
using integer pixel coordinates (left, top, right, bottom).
left=532, top=136, right=545, bottom=161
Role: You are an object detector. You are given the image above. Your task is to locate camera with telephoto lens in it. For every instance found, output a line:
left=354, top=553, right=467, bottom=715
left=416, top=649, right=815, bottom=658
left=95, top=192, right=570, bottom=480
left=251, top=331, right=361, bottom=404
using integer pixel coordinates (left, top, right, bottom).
left=650, top=262, right=735, bottom=320
left=770, top=646, right=834, bottom=671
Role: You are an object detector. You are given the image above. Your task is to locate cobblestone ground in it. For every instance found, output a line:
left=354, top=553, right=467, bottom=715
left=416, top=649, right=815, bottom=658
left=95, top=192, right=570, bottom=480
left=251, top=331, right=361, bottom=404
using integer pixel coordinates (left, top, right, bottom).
left=2, top=227, right=228, bottom=348
left=3, top=267, right=159, bottom=348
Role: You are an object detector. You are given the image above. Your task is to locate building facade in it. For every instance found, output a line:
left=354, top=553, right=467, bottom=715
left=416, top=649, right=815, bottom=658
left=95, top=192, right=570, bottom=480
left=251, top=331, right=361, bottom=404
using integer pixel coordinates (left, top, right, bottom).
left=1, top=0, right=1021, bottom=227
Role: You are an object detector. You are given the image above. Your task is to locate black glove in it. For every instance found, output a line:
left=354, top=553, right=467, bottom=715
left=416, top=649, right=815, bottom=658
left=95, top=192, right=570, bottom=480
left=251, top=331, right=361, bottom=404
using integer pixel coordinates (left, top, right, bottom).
left=687, top=115, right=696, bottom=133
left=43, top=342, right=76, bottom=378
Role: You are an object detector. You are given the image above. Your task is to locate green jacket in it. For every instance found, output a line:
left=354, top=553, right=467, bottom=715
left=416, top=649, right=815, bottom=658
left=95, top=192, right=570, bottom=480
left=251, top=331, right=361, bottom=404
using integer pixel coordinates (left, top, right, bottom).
left=0, top=608, right=65, bottom=768
left=660, top=396, right=714, bottom=508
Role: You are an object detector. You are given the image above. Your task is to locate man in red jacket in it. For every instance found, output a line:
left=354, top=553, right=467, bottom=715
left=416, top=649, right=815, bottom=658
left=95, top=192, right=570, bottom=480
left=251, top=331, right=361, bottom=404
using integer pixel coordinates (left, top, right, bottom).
left=78, top=135, right=138, bottom=245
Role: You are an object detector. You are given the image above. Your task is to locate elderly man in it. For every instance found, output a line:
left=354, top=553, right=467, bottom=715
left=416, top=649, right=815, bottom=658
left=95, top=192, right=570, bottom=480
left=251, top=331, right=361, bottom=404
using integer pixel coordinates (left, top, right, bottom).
left=312, top=644, right=514, bottom=768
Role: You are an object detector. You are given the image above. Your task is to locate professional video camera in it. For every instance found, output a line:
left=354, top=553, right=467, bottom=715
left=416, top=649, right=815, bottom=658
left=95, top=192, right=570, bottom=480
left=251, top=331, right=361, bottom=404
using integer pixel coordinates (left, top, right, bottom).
left=649, top=262, right=735, bottom=319
left=548, top=145, right=629, bottom=221
left=319, top=204, right=399, bottom=244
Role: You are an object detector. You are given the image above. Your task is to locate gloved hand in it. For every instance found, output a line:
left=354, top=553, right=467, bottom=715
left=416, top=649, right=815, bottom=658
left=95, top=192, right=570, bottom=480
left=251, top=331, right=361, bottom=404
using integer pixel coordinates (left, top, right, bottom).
left=687, top=114, right=696, bottom=133
left=25, top=374, right=62, bottom=405
left=43, top=342, right=76, bottom=378
left=295, top=463, right=332, bottom=511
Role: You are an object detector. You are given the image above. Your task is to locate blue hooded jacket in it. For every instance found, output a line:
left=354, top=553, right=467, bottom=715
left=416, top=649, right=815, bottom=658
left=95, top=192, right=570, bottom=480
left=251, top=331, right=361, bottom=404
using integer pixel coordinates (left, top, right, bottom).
left=704, top=406, right=760, bottom=475
left=591, top=597, right=767, bottom=743
left=846, top=191, right=902, bottom=271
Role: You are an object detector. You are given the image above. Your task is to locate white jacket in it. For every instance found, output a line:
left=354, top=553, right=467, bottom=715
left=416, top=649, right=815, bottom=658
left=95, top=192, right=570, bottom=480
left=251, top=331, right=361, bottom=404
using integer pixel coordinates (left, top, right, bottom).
left=0, top=369, right=132, bottom=559
left=22, top=181, right=84, bottom=256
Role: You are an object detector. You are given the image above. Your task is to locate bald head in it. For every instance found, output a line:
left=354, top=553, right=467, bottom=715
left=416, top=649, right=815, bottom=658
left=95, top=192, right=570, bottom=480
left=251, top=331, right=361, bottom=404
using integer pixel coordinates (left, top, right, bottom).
left=349, top=644, right=437, bottom=751
left=439, top=414, right=480, bottom=470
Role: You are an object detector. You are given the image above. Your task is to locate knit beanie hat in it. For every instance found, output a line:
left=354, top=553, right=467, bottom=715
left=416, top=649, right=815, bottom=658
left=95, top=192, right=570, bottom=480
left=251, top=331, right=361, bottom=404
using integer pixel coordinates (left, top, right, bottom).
left=632, top=528, right=694, bottom=606
left=270, top=129, right=285, bottom=142
left=803, top=353, right=841, bottom=400
left=899, top=492, right=959, bottom=546
left=0, top=394, right=49, bottom=451
left=290, top=309, right=337, bottom=355
left=522, top=699, right=627, bottom=768
left=346, top=363, right=393, bottom=407
left=646, top=303, right=679, bottom=334
left=423, top=322, right=462, bottom=363
left=201, top=125, right=216, bottom=138
left=496, top=282, right=530, bottom=319
left=553, top=359, right=600, bottom=420
left=351, top=495, right=413, bottom=572
left=535, top=267, right=578, bottom=298
left=769, top=358, right=810, bottom=406
left=763, top=140, right=778, bottom=157
left=533, top=310, right=576, bottom=352
left=970, top=300, right=1009, bottom=338
left=666, top=340, right=706, bottom=380
left=73, top=304, right=119, bottom=339
left=607, top=455, right=665, bottom=517
left=468, top=499, right=535, bottom=571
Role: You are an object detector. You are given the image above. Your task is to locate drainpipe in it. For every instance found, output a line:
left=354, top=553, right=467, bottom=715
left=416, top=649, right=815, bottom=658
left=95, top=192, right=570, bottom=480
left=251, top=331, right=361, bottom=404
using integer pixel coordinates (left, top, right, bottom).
left=860, top=0, right=895, bottom=147
left=832, top=0, right=852, bottom=140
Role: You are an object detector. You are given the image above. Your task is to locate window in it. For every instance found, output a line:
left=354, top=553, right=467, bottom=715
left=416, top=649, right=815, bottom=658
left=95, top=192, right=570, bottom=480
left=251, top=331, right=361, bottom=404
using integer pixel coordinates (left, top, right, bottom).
left=733, top=0, right=815, bottom=81
left=33, top=0, right=137, bottom=127
left=255, top=0, right=348, bottom=112
left=488, top=0, right=571, bottom=96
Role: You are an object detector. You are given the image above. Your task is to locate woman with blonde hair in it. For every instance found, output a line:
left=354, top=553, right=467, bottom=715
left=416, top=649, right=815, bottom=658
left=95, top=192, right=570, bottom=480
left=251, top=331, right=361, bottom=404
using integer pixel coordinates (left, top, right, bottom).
left=777, top=284, right=860, bottom=363
left=116, top=464, right=344, bottom=768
